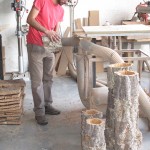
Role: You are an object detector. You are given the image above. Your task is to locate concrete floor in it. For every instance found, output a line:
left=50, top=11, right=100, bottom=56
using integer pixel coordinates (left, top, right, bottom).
left=0, top=73, right=150, bottom=150
left=0, top=76, right=84, bottom=150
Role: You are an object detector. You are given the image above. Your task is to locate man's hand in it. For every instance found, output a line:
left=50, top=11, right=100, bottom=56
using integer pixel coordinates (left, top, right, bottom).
left=44, top=30, right=61, bottom=42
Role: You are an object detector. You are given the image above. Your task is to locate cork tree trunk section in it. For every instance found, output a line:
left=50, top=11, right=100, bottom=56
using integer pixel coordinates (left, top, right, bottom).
left=107, top=70, right=142, bottom=150
left=81, top=109, right=103, bottom=137
left=105, top=63, right=133, bottom=150
left=82, top=118, right=106, bottom=150
left=81, top=109, right=103, bottom=149
left=107, top=63, right=133, bottom=90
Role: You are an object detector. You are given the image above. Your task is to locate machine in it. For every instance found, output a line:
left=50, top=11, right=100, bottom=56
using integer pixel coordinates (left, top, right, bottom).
left=11, top=0, right=28, bottom=74
left=66, top=0, right=78, bottom=36
left=135, top=1, right=150, bottom=23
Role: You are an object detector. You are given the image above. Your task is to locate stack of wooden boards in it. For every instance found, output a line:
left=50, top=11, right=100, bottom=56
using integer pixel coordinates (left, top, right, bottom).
left=75, top=10, right=100, bottom=28
left=0, top=79, right=25, bottom=125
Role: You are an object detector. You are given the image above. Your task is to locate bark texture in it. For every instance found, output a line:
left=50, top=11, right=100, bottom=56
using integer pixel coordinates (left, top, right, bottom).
left=106, top=70, right=142, bottom=150
left=107, top=63, right=132, bottom=90
left=105, top=63, right=133, bottom=149
left=81, top=109, right=103, bottom=150
left=82, top=118, right=106, bottom=150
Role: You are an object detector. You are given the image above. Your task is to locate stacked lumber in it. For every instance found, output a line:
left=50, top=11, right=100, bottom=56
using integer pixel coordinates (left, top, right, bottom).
left=0, top=79, right=25, bottom=125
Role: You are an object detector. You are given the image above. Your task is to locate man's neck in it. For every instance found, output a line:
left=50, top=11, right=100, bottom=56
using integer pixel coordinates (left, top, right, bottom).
left=52, top=0, right=58, bottom=5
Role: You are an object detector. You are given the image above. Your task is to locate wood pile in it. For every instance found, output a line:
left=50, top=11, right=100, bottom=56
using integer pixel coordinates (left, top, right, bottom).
left=0, top=79, right=25, bottom=125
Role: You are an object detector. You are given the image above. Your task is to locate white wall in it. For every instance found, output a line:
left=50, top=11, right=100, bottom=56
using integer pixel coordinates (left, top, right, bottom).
left=0, top=0, right=142, bottom=73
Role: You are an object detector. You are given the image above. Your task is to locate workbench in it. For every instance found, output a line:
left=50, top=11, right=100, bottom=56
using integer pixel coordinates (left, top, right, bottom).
left=74, top=24, right=150, bottom=49
left=74, top=24, right=150, bottom=78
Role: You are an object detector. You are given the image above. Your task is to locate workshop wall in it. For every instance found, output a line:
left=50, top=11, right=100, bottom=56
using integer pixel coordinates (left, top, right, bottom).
left=0, top=0, right=143, bottom=73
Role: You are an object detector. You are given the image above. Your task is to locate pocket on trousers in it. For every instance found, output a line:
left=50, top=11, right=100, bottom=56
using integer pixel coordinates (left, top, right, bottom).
left=31, top=45, right=45, bottom=60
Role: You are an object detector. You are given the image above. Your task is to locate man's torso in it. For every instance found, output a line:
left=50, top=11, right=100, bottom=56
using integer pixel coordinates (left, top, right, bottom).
left=27, top=0, right=64, bottom=46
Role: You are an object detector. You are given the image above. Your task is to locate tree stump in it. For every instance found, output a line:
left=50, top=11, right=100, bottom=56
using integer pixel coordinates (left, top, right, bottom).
left=108, top=70, right=142, bottom=150
left=107, top=63, right=132, bottom=90
left=105, top=63, right=133, bottom=150
left=81, top=109, right=103, bottom=133
left=81, top=109, right=103, bottom=148
left=82, top=118, right=106, bottom=150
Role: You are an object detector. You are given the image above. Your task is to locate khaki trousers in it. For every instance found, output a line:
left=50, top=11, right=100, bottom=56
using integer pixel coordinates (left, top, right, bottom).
left=27, top=44, right=55, bottom=116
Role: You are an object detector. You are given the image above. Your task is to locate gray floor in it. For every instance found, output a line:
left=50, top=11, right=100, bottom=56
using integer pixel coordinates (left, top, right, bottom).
left=0, top=73, right=150, bottom=150
left=0, top=76, right=84, bottom=150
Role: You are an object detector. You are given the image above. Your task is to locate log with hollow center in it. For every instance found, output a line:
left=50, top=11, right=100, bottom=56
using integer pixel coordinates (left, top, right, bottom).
left=81, top=109, right=103, bottom=147
left=105, top=63, right=133, bottom=150
left=106, top=70, right=142, bottom=150
left=82, top=118, right=106, bottom=150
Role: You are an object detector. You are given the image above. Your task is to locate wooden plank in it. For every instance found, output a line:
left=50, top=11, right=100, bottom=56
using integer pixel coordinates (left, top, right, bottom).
left=83, top=18, right=88, bottom=26
left=123, top=56, right=150, bottom=61
left=57, top=46, right=73, bottom=75
left=63, top=27, right=70, bottom=38
left=122, top=21, right=146, bottom=25
left=88, top=10, right=99, bottom=26
left=0, top=87, right=21, bottom=96
left=82, top=25, right=150, bottom=36
left=53, top=50, right=62, bottom=75
left=0, top=79, right=26, bottom=88
left=73, top=29, right=85, bottom=37
left=75, top=18, right=82, bottom=29
left=135, top=39, right=150, bottom=42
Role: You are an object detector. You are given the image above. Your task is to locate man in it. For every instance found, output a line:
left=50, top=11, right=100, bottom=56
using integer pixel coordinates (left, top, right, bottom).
left=26, top=0, right=67, bottom=125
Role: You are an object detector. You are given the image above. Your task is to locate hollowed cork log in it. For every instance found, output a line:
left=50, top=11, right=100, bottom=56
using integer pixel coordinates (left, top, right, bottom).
left=107, top=63, right=132, bottom=89
left=107, top=70, right=142, bottom=150
left=105, top=63, right=133, bottom=150
left=81, top=109, right=103, bottom=147
left=82, top=118, right=106, bottom=150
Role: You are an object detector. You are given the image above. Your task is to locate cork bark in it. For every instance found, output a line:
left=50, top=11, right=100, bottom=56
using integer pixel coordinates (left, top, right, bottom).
left=82, top=118, right=106, bottom=150
left=81, top=109, right=103, bottom=148
left=105, top=63, right=133, bottom=150
left=106, top=70, right=142, bottom=150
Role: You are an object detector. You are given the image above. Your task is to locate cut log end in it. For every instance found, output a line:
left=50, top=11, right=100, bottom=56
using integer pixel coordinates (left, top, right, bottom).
left=86, top=118, right=103, bottom=125
left=85, top=109, right=100, bottom=115
left=109, top=63, right=132, bottom=68
left=115, top=70, right=138, bottom=76
left=82, top=109, right=103, bottom=119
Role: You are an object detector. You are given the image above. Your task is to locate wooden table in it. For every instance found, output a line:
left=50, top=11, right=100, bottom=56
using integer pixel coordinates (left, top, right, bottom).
left=74, top=24, right=150, bottom=49
left=121, top=21, right=150, bottom=41
left=74, top=25, right=150, bottom=78
left=82, top=24, right=150, bottom=37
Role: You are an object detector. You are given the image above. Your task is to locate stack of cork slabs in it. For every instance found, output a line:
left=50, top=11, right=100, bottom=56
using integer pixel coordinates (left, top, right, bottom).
left=0, top=79, right=25, bottom=125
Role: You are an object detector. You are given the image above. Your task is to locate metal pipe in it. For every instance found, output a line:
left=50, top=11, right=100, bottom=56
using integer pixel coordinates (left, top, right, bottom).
left=69, top=6, right=74, bottom=37
left=16, top=10, right=24, bottom=73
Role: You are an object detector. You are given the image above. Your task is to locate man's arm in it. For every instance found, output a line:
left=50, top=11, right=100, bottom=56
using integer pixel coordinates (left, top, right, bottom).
left=55, top=22, right=61, bottom=33
left=27, top=6, right=60, bottom=42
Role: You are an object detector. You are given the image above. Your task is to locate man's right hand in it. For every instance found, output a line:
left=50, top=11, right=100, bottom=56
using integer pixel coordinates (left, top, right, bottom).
left=44, top=30, right=61, bottom=42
